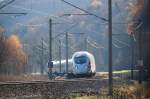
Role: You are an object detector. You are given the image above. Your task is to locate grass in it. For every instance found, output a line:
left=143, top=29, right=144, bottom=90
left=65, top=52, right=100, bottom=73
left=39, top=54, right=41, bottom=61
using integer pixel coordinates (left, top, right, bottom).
left=73, top=81, right=150, bottom=99
left=98, top=70, right=138, bottom=74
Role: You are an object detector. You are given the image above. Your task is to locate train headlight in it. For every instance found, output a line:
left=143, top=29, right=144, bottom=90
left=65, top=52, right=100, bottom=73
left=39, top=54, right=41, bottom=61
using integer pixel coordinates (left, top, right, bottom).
left=88, top=62, right=91, bottom=69
left=75, top=65, right=78, bottom=69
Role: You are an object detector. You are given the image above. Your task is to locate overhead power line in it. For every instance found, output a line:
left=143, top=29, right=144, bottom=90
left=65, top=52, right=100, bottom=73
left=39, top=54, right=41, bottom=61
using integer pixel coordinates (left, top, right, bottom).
left=0, top=0, right=15, bottom=10
left=112, top=42, right=122, bottom=49
left=113, top=38, right=130, bottom=47
left=53, top=23, right=78, bottom=39
left=114, top=1, right=124, bottom=20
left=87, top=39, right=100, bottom=48
left=0, top=12, right=27, bottom=15
left=60, top=0, right=108, bottom=21
left=87, top=37, right=104, bottom=49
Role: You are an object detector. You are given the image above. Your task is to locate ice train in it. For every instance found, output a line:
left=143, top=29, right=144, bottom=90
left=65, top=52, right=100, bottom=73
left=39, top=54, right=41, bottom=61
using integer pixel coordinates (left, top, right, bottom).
left=52, top=51, right=96, bottom=77
left=71, top=51, right=96, bottom=76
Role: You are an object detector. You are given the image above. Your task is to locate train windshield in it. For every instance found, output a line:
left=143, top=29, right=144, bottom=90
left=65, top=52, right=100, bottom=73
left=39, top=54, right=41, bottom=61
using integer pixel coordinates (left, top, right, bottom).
left=74, top=56, right=87, bottom=64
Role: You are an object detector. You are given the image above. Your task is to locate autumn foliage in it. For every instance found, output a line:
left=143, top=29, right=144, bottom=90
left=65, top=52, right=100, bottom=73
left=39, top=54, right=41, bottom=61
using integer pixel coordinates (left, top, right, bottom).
left=0, top=27, right=27, bottom=75
left=128, top=0, right=149, bottom=34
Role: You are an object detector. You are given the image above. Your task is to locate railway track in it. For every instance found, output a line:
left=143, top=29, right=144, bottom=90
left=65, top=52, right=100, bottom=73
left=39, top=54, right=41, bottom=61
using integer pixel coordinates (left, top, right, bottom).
left=0, top=78, right=100, bottom=85
left=0, top=73, right=131, bottom=98
left=0, top=79, right=107, bottom=98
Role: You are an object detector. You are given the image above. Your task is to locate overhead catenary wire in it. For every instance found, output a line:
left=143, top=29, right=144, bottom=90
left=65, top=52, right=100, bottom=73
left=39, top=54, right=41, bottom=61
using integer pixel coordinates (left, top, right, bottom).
left=86, top=37, right=104, bottom=49
left=60, top=0, right=108, bottom=22
left=53, top=37, right=75, bottom=51
left=15, top=21, right=75, bottom=27
left=58, top=33, right=82, bottom=51
left=59, top=40, right=74, bottom=50
left=112, top=42, right=122, bottom=49
left=113, top=38, right=130, bottom=47
left=11, top=5, right=49, bottom=16
left=87, top=39, right=100, bottom=48
left=87, top=36, right=103, bottom=47
left=114, top=1, right=124, bottom=20
left=53, top=23, right=78, bottom=39
left=10, top=4, right=74, bottom=24
left=0, top=0, right=15, bottom=9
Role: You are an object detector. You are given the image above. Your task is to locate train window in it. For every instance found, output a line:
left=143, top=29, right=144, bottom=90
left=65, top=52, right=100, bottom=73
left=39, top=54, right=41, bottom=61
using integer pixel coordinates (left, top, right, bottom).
left=74, top=56, right=87, bottom=64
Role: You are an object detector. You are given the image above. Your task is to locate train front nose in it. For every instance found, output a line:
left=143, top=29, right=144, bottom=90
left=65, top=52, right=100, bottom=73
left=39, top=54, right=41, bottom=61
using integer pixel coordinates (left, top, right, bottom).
left=73, top=55, right=89, bottom=74
left=74, top=64, right=88, bottom=74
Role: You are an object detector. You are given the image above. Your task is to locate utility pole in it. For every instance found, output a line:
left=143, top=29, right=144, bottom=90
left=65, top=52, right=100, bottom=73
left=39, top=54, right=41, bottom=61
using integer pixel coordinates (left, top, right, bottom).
left=41, top=38, right=44, bottom=75
left=130, top=33, right=134, bottom=80
left=84, top=37, right=87, bottom=51
left=66, top=32, right=69, bottom=74
left=48, top=19, right=53, bottom=80
left=138, top=29, right=143, bottom=84
left=22, top=44, right=27, bottom=74
left=65, top=32, right=84, bottom=73
left=82, top=33, right=86, bottom=51
left=59, top=40, right=62, bottom=73
left=108, top=0, right=113, bottom=95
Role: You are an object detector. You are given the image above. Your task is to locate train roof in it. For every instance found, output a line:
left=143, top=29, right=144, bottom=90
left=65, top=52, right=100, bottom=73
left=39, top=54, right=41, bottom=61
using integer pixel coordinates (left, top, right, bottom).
left=72, top=51, right=93, bottom=58
left=52, top=59, right=72, bottom=65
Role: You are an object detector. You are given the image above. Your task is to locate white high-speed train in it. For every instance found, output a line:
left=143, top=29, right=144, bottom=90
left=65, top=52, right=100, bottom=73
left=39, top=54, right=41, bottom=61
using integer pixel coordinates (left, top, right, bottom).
left=71, top=51, right=96, bottom=76
left=52, top=51, right=96, bottom=77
